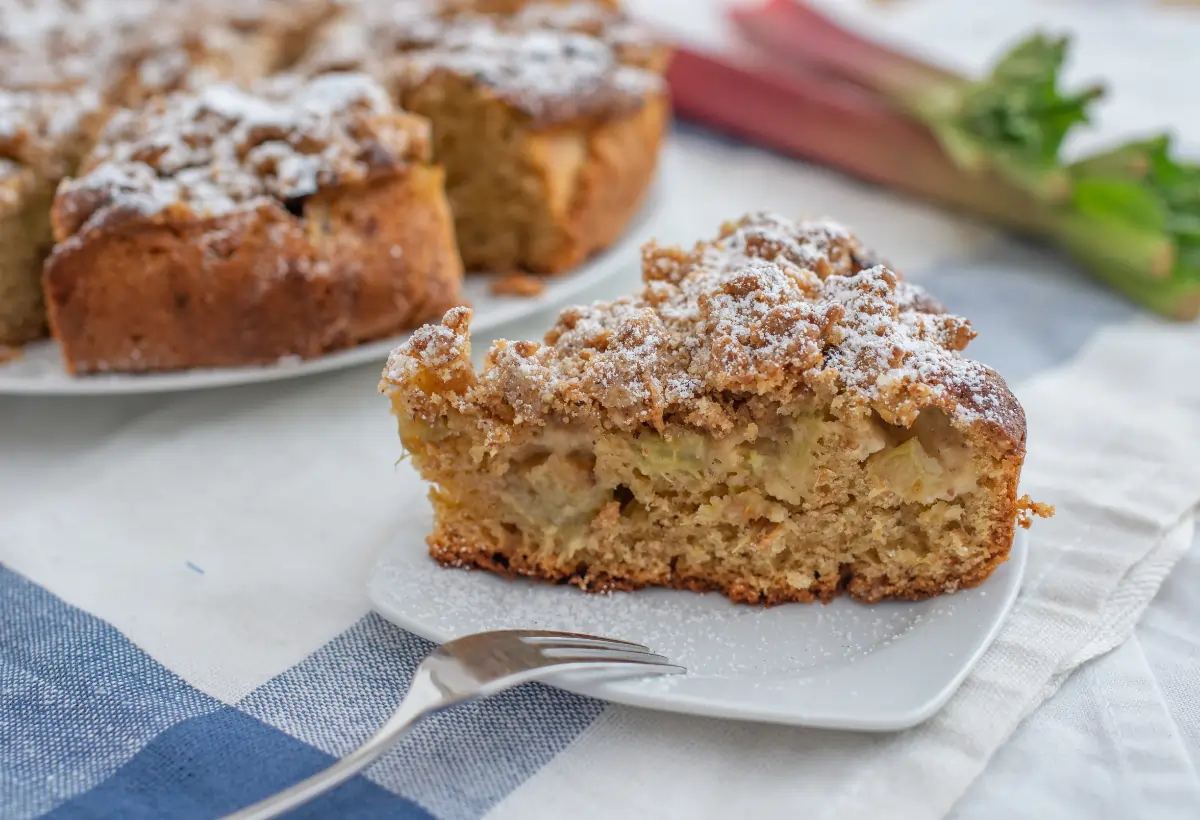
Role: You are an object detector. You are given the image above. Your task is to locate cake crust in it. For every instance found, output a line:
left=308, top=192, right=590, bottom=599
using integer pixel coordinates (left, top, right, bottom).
left=384, top=213, right=1034, bottom=605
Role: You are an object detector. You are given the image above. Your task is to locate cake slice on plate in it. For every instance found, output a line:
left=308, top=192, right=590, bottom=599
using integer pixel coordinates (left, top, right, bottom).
left=381, top=213, right=1045, bottom=604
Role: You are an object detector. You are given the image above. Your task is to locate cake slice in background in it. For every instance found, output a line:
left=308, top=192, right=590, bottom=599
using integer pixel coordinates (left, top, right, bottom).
left=303, top=0, right=670, bottom=274
left=382, top=212, right=1044, bottom=605
left=46, top=73, right=462, bottom=374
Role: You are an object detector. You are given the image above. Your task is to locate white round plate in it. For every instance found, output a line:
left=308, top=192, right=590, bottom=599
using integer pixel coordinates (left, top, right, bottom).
left=368, top=461, right=1028, bottom=731
left=0, top=192, right=659, bottom=396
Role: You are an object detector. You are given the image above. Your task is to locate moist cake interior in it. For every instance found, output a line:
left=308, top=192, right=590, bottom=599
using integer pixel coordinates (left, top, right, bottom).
left=399, top=385, right=1018, bottom=604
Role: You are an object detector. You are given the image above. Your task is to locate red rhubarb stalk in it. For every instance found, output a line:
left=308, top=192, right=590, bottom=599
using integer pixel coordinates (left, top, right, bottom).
left=732, top=1, right=1104, bottom=202
left=666, top=48, right=1050, bottom=235
left=666, top=46, right=1189, bottom=316
left=670, top=6, right=1199, bottom=318
left=728, top=0, right=958, bottom=104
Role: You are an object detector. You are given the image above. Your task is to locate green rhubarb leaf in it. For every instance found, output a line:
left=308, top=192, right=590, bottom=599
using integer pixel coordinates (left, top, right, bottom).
left=1072, top=176, right=1166, bottom=232
left=918, top=33, right=1103, bottom=201
left=1072, top=134, right=1200, bottom=283
left=967, top=36, right=1098, bottom=158
left=1146, top=140, right=1200, bottom=281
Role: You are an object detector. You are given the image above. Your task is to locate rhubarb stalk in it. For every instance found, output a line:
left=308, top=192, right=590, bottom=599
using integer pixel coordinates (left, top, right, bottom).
left=666, top=49, right=1053, bottom=237
left=1064, top=135, right=1200, bottom=315
left=703, top=0, right=1200, bottom=319
left=732, top=0, right=1104, bottom=202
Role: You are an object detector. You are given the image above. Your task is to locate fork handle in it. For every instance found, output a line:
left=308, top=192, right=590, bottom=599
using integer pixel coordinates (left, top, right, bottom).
left=222, top=678, right=443, bottom=820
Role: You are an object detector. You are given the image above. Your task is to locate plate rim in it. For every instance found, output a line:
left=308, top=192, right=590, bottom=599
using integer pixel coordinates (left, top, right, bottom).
left=369, top=527, right=1028, bottom=731
left=0, top=184, right=660, bottom=397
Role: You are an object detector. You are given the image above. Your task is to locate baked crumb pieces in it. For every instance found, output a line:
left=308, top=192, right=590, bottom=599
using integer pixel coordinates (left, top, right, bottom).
left=386, top=212, right=1026, bottom=449
left=490, top=272, right=546, bottom=297
left=1015, top=494, right=1055, bottom=529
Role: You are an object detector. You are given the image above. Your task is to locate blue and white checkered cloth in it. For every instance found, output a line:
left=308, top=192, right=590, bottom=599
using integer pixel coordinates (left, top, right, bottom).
left=1, top=572, right=600, bottom=819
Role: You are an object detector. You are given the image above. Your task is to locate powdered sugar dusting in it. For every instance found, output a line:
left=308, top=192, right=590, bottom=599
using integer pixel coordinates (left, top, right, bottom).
left=55, top=72, right=428, bottom=238
left=0, top=0, right=300, bottom=97
left=375, top=553, right=931, bottom=678
left=387, top=306, right=473, bottom=383
left=301, top=0, right=664, bottom=124
left=406, top=22, right=661, bottom=122
left=0, top=88, right=103, bottom=180
left=385, top=212, right=1025, bottom=444
left=369, top=495, right=1026, bottom=689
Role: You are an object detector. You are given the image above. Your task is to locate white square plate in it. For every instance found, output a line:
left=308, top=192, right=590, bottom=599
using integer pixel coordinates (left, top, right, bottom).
left=368, top=463, right=1027, bottom=731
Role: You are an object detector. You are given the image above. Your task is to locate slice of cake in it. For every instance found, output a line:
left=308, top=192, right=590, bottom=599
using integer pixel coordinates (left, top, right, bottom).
left=45, top=72, right=462, bottom=374
left=381, top=213, right=1044, bottom=605
left=0, top=88, right=105, bottom=346
left=303, top=0, right=669, bottom=274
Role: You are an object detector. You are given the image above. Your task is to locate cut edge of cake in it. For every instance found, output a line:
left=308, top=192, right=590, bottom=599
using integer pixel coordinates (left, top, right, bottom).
left=302, top=0, right=671, bottom=274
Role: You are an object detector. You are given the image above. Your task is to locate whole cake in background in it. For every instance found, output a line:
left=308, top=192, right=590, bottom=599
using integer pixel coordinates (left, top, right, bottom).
left=382, top=213, right=1050, bottom=605
left=0, top=0, right=667, bottom=371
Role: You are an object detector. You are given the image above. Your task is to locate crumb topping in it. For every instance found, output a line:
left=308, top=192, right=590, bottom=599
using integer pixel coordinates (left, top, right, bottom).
left=53, top=73, right=429, bottom=239
left=0, top=0, right=337, bottom=102
left=1016, top=495, right=1055, bottom=528
left=505, top=0, right=667, bottom=70
left=403, top=21, right=661, bottom=123
left=303, top=0, right=664, bottom=124
left=383, top=212, right=1026, bottom=448
left=0, top=0, right=249, bottom=94
left=0, top=88, right=103, bottom=180
left=490, top=271, right=547, bottom=297
left=0, top=0, right=152, bottom=90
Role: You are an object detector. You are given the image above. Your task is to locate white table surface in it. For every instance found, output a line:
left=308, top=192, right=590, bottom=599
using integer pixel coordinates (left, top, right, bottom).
left=2, top=1, right=1198, bottom=817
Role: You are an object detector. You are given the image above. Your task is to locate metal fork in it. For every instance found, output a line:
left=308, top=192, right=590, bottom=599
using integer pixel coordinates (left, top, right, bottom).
left=223, top=629, right=684, bottom=820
